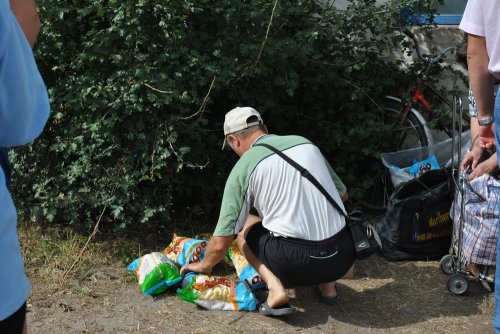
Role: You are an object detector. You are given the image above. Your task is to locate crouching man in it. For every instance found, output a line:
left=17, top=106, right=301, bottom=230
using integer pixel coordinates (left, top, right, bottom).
left=180, top=107, right=355, bottom=316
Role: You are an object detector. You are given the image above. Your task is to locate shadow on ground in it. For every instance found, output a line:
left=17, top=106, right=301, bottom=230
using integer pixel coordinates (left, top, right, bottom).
left=265, top=255, right=492, bottom=331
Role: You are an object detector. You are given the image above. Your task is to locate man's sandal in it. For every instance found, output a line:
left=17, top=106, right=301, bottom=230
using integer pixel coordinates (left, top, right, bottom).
left=316, top=287, right=339, bottom=305
left=258, top=301, right=297, bottom=316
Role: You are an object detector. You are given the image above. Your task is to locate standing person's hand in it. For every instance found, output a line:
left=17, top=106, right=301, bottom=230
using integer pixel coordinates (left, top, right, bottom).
left=469, top=156, right=498, bottom=180
left=461, top=146, right=483, bottom=171
left=478, top=124, right=495, bottom=149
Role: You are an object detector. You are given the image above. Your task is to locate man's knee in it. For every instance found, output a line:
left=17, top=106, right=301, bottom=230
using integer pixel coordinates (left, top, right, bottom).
left=246, top=214, right=261, bottom=226
left=239, top=214, right=262, bottom=239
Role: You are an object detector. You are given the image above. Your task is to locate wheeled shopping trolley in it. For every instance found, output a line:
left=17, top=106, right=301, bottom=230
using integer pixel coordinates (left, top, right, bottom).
left=439, top=166, right=498, bottom=295
left=439, top=98, right=498, bottom=295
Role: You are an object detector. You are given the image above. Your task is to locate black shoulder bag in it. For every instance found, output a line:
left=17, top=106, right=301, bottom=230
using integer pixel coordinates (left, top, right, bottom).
left=255, top=143, right=382, bottom=260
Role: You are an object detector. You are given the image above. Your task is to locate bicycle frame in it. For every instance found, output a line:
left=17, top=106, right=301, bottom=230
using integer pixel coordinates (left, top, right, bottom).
left=399, top=26, right=465, bottom=140
left=401, top=78, right=455, bottom=138
left=359, top=27, right=467, bottom=213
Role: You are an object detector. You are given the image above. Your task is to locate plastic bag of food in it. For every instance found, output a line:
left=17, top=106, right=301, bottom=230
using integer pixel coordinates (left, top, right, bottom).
left=177, top=273, right=257, bottom=311
left=163, top=234, right=208, bottom=267
left=127, top=252, right=182, bottom=295
left=403, top=154, right=440, bottom=178
left=226, top=241, right=264, bottom=290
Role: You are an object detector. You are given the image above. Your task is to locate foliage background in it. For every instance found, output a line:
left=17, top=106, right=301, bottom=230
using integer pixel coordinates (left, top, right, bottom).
left=12, top=0, right=422, bottom=230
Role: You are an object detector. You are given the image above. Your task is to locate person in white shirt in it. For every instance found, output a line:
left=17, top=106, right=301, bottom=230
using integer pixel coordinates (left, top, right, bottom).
left=459, top=1, right=500, bottom=332
left=180, top=107, right=355, bottom=316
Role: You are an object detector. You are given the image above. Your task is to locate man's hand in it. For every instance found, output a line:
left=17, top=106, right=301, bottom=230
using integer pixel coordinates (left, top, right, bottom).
left=180, top=261, right=211, bottom=276
left=478, top=124, right=495, bottom=149
left=179, top=235, right=234, bottom=276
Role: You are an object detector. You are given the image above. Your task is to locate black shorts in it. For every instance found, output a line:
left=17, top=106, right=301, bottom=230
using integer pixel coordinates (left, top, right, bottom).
left=0, top=302, right=26, bottom=334
left=246, top=223, right=355, bottom=286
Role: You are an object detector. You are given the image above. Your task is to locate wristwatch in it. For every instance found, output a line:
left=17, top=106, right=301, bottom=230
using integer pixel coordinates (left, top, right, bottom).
left=478, top=115, right=494, bottom=126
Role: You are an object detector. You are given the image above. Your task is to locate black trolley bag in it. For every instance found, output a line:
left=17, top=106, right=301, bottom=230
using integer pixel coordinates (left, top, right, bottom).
left=376, top=168, right=455, bottom=261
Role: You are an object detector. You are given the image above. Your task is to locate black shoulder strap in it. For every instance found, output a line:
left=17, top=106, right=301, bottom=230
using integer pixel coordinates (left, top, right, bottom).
left=254, top=142, right=348, bottom=217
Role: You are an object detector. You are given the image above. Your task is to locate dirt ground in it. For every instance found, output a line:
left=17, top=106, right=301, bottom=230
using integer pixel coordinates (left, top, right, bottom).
left=25, top=246, right=495, bottom=334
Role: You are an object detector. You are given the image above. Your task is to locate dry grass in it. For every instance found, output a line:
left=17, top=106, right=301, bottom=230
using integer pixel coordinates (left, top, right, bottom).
left=20, top=224, right=93, bottom=279
left=18, top=222, right=496, bottom=334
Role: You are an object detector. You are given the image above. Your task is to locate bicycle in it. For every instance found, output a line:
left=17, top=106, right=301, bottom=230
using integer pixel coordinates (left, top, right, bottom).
left=359, top=26, right=469, bottom=213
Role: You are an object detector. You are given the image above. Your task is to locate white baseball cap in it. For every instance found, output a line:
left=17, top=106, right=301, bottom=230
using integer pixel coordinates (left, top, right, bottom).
left=222, top=107, right=264, bottom=149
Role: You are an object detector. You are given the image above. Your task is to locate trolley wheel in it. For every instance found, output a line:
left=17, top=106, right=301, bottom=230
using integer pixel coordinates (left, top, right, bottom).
left=439, top=254, right=455, bottom=275
left=447, top=273, right=469, bottom=295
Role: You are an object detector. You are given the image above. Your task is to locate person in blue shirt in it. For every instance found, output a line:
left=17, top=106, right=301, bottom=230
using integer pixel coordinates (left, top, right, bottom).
left=0, top=0, right=50, bottom=333
left=0, top=0, right=42, bottom=193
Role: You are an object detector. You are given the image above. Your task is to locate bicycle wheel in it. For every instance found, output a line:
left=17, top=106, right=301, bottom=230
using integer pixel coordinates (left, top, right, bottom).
left=358, top=96, right=430, bottom=213
left=358, top=163, right=394, bottom=213
left=383, top=96, right=430, bottom=150
left=425, top=98, right=470, bottom=143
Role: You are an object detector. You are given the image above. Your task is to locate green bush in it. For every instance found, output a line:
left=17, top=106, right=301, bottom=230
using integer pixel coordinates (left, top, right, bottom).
left=12, top=0, right=420, bottom=230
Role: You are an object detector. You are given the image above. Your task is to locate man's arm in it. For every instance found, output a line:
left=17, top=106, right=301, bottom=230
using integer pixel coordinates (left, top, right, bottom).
left=0, top=1, right=49, bottom=147
left=180, top=235, right=234, bottom=275
left=461, top=117, right=482, bottom=171
left=467, top=34, right=496, bottom=149
left=9, top=0, right=40, bottom=47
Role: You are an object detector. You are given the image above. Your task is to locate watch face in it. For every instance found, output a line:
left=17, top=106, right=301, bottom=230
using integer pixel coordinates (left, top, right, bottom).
left=478, top=116, right=494, bottom=125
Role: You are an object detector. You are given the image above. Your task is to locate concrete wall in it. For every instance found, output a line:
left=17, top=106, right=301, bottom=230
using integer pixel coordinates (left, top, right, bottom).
left=329, top=0, right=386, bottom=11
left=325, top=0, right=468, bottom=107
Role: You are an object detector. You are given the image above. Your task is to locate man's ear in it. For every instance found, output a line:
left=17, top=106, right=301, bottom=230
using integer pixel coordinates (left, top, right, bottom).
left=227, top=134, right=239, bottom=148
left=227, top=135, right=239, bottom=149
